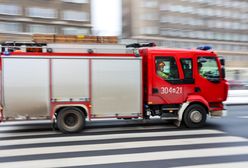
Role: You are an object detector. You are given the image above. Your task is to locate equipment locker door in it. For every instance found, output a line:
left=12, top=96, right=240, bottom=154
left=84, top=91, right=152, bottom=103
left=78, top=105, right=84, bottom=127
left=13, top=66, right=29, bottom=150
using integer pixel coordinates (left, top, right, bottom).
left=91, top=58, right=142, bottom=117
left=2, top=57, right=50, bottom=119
left=51, top=59, right=89, bottom=102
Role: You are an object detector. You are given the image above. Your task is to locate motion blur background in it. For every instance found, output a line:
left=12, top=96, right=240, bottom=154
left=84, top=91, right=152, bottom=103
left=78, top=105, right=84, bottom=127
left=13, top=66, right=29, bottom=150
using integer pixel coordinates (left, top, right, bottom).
left=0, top=0, right=247, bottom=89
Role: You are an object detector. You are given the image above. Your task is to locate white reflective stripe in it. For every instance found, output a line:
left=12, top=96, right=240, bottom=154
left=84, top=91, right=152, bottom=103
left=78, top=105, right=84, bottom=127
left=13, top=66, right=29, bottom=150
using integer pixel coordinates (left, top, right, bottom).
left=0, top=136, right=245, bottom=157
left=237, top=116, right=248, bottom=119
left=175, top=161, right=248, bottom=168
left=1, top=146, right=248, bottom=168
left=0, top=129, right=223, bottom=146
left=0, top=132, right=59, bottom=138
left=0, top=120, right=50, bottom=126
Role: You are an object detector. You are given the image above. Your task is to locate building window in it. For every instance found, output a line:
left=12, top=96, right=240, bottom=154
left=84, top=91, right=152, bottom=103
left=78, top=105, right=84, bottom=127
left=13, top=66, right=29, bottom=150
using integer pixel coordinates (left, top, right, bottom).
left=0, top=22, right=22, bottom=32
left=142, top=0, right=158, bottom=8
left=26, top=7, right=57, bottom=18
left=63, top=10, right=89, bottom=21
left=62, top=0, right=89, bottom=3
left=28, top=24, right=55, bottom=34
left=140, top=13, right=159, bottom=20
left=140, top=27, right=159, bottom=35
left=63, top=27, right=89, bottom=35
left=0, top=4, right=21, bottom=15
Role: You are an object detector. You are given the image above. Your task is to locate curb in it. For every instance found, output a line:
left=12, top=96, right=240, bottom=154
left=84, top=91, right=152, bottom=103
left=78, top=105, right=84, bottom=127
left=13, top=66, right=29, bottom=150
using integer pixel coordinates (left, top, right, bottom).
left=225, top=103, right=248, bottom=106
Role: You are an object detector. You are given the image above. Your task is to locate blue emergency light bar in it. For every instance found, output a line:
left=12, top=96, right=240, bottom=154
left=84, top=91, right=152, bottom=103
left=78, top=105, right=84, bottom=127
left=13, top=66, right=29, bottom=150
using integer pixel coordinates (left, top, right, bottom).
left=3, top=51, right=10, bottom=56
left=196, top=45, right=213, bottom=51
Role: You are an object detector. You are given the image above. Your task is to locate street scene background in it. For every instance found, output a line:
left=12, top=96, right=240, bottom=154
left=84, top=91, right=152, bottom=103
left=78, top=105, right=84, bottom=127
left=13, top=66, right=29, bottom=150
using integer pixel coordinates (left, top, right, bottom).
left=0, top=0, right=248, bottom=167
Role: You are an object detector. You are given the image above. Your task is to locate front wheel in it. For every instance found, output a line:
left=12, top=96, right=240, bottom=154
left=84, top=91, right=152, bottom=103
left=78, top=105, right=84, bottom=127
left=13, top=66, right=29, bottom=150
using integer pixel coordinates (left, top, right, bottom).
left=57, top=107, right=85, bottom=133
left=183, top=104, right=207, bottom=128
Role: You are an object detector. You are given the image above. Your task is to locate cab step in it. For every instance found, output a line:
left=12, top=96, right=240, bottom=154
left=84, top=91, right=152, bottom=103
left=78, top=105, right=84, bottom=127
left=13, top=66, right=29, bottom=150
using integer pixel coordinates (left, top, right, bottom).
left=161, top=113, right=178, bottom=120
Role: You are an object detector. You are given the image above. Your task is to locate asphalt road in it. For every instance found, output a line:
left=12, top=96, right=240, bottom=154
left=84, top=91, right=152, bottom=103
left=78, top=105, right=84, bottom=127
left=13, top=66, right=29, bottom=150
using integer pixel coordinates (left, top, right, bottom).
left=207, top=105, right=248, bottom=138
left=0, top=105, right=247, bottom=168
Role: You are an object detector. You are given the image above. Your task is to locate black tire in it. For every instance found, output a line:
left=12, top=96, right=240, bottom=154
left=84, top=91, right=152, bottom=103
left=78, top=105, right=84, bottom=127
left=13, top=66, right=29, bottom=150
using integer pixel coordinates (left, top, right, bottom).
left=57, top=107, right=85, bottom=133
left=183, top=104, right=207, bottom=128
left=52, top=121, right=59, bottom=131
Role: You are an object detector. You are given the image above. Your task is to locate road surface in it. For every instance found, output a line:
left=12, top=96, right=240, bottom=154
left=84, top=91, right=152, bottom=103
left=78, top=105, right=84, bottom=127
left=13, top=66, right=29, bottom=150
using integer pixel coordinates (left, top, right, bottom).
left=0, top=105, right=247, bottom=168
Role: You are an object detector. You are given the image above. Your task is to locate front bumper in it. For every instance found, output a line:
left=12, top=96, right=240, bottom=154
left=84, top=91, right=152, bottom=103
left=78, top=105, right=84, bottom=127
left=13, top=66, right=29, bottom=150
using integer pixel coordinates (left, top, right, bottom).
left=210, top=109, right=227, bottom=117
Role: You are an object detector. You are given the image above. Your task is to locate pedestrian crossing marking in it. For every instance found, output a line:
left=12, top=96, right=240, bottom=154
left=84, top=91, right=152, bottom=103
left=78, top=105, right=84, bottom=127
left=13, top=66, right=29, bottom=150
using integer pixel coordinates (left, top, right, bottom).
left=0, top=146, right=248, bottom=168
left=0, top=136, right=245, bottom=157
left=237, top=116, right=248, bottom=119
left=176, top=161, right=248, bottom=168
left=0, top=121, right=247, bottom=168
left=0, top=129, right=224, bottom=147
left=0, top=125, right=174, bottom=138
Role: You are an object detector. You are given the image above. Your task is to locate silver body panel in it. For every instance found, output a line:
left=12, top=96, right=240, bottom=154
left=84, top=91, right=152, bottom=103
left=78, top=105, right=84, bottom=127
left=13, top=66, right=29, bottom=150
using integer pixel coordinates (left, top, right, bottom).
left=2, top=58, right=50, bottom=119
left=1, top=55, right=142, bottom=120
left=52, top=59, right=89, bottom=101
left=92, top=59, right=142, bottom=117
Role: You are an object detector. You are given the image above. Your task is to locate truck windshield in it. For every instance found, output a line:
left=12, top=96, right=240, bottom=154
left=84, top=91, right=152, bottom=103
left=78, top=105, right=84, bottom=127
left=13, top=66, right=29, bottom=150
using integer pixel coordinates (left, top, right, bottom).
left=197, top=57, right=220, bottom=81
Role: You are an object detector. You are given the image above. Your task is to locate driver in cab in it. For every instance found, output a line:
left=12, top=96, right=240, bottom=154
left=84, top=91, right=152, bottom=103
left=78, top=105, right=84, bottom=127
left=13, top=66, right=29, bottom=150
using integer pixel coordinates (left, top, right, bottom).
left=157, top=62, right=169, bottom=79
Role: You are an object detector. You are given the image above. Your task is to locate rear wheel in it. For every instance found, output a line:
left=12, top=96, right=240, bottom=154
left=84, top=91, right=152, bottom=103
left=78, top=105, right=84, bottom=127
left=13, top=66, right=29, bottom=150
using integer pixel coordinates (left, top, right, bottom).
left=183, top=104, right=207, bottom=128
left=57, top=107, right=85, bottom=133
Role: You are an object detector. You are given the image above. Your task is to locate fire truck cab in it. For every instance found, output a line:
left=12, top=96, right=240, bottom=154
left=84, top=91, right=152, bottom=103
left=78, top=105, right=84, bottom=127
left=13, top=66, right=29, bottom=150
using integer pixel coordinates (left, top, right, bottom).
left=140, top=45, right=228, bottom=128
left=0, top=42, right=228, bottom=133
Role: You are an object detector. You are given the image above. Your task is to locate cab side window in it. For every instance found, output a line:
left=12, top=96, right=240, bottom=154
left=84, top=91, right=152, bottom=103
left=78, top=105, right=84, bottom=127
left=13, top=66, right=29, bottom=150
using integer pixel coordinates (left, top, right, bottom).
left=180, top=58, right=193, bottom=79
left=155, top=57, right=179, bottom=81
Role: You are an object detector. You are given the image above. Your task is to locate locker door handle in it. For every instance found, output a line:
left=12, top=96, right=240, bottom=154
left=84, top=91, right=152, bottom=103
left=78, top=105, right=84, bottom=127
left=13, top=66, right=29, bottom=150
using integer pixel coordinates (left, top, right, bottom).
left=152, top=88, right=159, bottom=94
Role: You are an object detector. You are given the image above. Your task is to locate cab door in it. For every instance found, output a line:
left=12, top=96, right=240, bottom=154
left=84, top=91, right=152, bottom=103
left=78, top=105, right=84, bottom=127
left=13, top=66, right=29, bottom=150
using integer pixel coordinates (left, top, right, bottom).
left=195, top=55, right=227, bottom=103
left=151, top=54, right=184, bottom=104
left=179, top=57, right=196, bottom=101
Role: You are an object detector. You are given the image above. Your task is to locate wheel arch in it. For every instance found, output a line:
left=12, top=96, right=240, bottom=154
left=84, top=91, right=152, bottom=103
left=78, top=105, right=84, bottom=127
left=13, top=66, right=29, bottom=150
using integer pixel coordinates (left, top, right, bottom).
left=53, top=104, right=88, bottom=119
left=177, top=95, right=210, bottom=126
left=186, top=95, right=210, bottom=112
left=187, top=101, right=209, bottom=114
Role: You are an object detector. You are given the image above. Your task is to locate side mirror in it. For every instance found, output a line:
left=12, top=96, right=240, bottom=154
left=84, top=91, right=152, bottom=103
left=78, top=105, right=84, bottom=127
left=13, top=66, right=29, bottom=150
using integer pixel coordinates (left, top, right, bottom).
left=221, top=67, right=226, bottom=79
left=219, top=57, right=225, bottom=66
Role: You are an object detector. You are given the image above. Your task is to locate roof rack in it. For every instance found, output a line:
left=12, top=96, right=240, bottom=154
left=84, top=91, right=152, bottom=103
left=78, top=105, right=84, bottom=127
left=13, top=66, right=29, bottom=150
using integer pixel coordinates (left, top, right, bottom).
left=0, top=43, right=135, bottom=54
left=126, top=42, right=156, bottom=48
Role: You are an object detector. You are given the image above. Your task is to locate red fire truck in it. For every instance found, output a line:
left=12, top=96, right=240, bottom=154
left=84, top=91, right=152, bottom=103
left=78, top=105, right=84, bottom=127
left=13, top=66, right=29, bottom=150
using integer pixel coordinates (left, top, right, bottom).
left=0, top=42, right=228, bottom=133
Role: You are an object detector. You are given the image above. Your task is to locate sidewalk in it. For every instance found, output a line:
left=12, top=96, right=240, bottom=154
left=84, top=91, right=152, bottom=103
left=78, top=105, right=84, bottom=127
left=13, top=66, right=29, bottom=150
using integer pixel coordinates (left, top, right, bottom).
left=224, top=90, right=248, bottom=105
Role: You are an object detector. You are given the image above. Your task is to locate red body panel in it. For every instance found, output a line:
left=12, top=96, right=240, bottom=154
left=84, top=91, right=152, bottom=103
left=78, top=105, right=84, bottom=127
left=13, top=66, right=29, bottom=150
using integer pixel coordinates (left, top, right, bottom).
left=0, top=56, right=2, bottom=122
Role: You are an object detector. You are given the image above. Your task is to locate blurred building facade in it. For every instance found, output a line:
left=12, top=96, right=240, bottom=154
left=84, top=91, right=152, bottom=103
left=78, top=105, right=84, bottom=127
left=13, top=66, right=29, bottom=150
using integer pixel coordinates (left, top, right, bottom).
left=122, top=0, right=248, bottom=67
left=0, top=0, right=91, bottom=42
